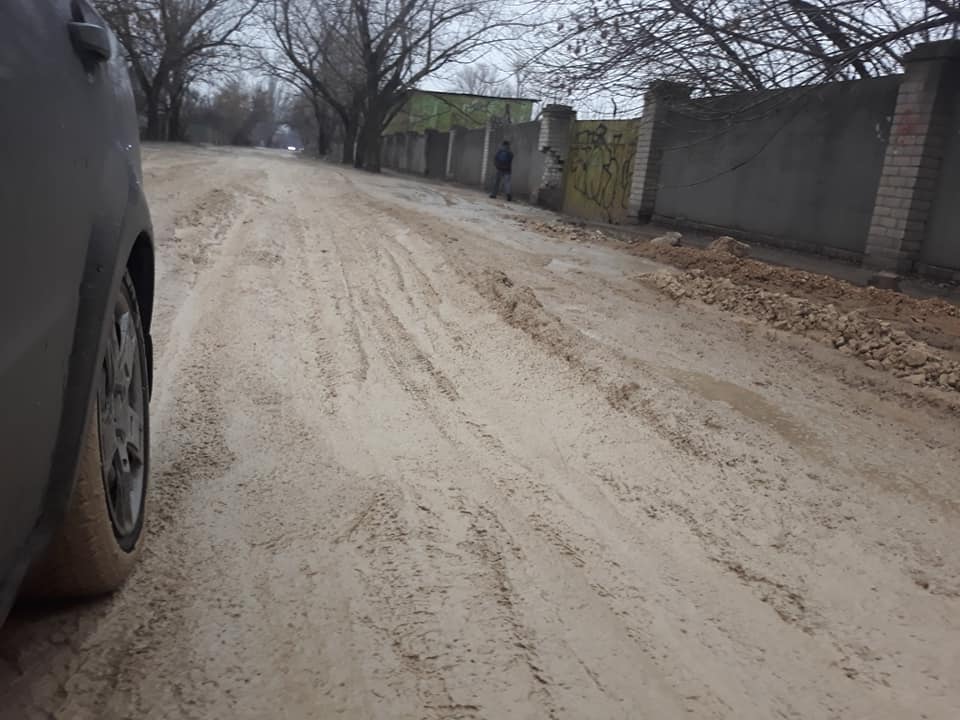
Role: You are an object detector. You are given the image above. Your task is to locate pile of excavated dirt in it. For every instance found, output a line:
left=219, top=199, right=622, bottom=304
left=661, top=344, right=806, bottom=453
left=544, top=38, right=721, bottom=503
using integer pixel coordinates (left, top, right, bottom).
left=629, top=243, right=960, bottom=355
left=644, top=269, right=960, bottom=394
left=516, top=217, right=613, bottom=245
left=516, top=217, right=960, bottom=394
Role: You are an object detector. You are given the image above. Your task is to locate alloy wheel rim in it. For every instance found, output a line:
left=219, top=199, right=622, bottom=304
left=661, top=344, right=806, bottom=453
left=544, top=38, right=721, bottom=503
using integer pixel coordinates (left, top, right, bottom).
left=98, top=291, right=145, bottom=541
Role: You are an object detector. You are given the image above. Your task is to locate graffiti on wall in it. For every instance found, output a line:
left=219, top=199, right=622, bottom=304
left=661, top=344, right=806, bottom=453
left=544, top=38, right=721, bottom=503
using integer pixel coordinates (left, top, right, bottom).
left=564, top=120, right=639, bottom=223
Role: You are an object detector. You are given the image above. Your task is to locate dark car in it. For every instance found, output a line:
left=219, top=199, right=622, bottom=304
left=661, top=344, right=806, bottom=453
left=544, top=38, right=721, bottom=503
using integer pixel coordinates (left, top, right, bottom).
left=0, top=0, right=154, bottom=623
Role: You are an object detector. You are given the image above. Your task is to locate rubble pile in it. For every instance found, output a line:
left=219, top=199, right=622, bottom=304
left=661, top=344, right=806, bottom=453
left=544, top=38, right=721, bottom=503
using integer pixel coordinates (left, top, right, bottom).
left=515, top=216, right=960, bottom=392
left=706, top=235, right=750, bottom=257
left=516, top=218, right=609, bottom=244
left=644, top=269, right=960, bottom=393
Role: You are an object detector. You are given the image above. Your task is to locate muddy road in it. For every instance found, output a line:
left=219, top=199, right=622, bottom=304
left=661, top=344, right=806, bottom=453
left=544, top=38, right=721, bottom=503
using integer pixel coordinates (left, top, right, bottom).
left=2, top=146, right=958, bottom=719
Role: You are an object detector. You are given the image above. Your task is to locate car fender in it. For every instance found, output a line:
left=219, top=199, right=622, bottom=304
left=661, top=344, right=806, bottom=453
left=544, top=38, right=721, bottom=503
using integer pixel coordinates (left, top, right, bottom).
left=0, top=164, right=153, bottom=620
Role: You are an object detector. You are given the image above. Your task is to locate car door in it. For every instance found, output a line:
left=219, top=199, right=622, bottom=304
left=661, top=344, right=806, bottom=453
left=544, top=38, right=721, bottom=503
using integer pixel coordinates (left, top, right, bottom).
left=0, top=0, right=117, bottom=592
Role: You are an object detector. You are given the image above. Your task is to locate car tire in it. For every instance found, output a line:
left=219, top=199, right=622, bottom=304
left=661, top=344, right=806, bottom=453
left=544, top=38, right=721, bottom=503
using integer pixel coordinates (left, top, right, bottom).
left=23, top=271, right=150, bottom=598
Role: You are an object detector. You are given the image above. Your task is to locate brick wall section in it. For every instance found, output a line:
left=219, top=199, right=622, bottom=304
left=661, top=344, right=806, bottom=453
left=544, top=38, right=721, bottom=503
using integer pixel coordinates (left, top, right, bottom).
left=628, top=82, right=691, bottom=222
left=630, top=114, right=657, bottom=217
left=532, top=104, right=576, bottom=209
left=865, top=40, right=960, bottom=271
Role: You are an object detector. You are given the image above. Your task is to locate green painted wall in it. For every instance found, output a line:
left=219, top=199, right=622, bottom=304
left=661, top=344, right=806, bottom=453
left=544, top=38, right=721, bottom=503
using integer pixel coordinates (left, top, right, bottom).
left=386, top=91, right=534, bottom=134
left=564, top=120, right=640, bottom=224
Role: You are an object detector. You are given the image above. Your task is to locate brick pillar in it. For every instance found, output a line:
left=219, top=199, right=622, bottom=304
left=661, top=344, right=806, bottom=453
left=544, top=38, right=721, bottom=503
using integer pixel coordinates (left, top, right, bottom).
left=628, top=81, right=691, bottom=222
left=532, top=104, right=576, bottom=209
left=446, top=125, right=464, bottom=180
left=864, top=40, right=960, bottom=271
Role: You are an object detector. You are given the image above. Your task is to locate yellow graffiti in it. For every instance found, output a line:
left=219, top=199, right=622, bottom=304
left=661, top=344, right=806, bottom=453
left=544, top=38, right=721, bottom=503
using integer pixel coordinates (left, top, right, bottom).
left=564, top=120, right=639, bottom=223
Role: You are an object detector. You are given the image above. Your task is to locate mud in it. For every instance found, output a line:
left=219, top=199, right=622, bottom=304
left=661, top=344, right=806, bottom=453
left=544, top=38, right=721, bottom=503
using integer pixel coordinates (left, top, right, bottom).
left=644, top=269, right=960, bottom=398
left=1, top=146, right=958, bottom=720
left=521, top=218, right=960, bottom=391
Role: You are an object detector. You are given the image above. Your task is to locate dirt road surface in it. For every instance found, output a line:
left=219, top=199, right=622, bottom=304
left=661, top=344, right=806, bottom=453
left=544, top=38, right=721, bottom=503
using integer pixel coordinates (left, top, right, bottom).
left=2, top=145, right=958, bottom=719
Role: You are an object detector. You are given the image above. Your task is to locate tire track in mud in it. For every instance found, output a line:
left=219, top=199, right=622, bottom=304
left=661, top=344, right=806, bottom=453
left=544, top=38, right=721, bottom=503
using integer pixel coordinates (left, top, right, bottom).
left=340, top=486, right=472, bottom=718
left=91, top=174, right=273, bottom=718
left=460, top=508, right=558, bottom=711
left=317, top=214, right=465, bottom=427
left=276, top=174, right=848, bottom=716
left=0, top=175, right=249, bottom=720
left=290, top=213, right=596, bottom=714
left=366, top=280, right=461, bottom=402
left=7, top=150, right=959, bottom=720
left=335, top=187, right=929, bottom=712
left=253, top=213, right=347, bottom=412
left=308, top=195, right=729, bottom=669
left=307, top=256, right=692, bottom=714
left=337, top=472, right=564, bottom=719
left=322, top=234, right=372, bottom=384
left=355, top=195, right=726, bottom=464
left=237, top=183, right=573, bottom=714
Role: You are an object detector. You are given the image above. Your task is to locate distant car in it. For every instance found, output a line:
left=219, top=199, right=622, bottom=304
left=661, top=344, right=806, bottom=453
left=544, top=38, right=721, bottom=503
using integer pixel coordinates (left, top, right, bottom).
left=0, top=0, right=154, bottom=623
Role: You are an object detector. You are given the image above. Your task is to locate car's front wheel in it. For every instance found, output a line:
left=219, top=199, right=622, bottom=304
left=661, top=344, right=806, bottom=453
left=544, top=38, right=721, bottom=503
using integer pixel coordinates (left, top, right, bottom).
left=25, top=270, right=150, bottom=598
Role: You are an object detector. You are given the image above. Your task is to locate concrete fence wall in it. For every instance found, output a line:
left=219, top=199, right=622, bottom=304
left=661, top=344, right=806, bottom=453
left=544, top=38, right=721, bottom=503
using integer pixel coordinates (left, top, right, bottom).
left=426, top=131, right=449, bottom=178
left=564, top=119, right=641, bottom=223
left=639, top=41, right=960, bottom=278
left=922, top=75, right=960, bottom=274
left=654, top=77, right=900, bottom=260
left=374, top=41, right=960, bottom=280
left=407, top=133, right=427, bottom=175
left=488, top=120, right=542, bottom=199
left=451, top=127, right=486, bottom=186
left=381, top=119, right=543, bottom=199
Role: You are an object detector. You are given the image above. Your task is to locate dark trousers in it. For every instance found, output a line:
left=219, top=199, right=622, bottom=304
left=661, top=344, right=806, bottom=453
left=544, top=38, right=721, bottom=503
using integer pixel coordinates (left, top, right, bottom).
left=491, top=170, right=512, bottom=198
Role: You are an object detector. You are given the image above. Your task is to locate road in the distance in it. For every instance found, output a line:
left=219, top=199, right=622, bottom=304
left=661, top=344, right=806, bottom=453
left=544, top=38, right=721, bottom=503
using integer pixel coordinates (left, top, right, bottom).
left=1, top=145, right=957, bottom=719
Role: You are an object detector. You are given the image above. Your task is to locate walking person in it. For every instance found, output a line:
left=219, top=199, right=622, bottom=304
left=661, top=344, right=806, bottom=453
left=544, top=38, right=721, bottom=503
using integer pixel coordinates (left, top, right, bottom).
left=490, top=140, right=514, bottom=201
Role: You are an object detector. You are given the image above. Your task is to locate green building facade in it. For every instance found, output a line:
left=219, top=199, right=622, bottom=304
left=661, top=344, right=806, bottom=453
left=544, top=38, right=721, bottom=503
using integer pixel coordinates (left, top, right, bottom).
left=386, top=90, right=536, bottom=134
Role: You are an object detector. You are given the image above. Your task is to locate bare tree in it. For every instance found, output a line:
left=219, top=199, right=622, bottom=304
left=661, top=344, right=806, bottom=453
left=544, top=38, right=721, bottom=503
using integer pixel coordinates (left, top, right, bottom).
left=100, top=0, right=260, bottom=140
left=261, top=0, right=367, bottom=164
left=187, top=77, right=281, bottom=145
left=451, top=63, right=505, bottom=95
left=282, top=89, right=339, bottom=155
left=264, top=0, right=542, bottom=171
left=510, top=59, right=534, bottom=98
left=524, top=0, right=960, bottom=109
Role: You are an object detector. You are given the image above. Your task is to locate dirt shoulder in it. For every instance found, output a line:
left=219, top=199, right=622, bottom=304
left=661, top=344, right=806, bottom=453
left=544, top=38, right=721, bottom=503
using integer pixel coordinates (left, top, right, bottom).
left=517, top=218, right=960, bottom=400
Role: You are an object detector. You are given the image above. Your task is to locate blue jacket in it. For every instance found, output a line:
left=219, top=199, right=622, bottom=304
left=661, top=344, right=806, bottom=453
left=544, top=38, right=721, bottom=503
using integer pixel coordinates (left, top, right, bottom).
left=494, top=147, right=514, bottom=172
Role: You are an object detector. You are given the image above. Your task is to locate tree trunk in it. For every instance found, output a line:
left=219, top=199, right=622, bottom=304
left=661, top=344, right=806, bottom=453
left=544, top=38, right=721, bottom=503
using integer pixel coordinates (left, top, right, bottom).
left=358, top=103, right=387, bottom=173
left=309, top=98, right=329, bottom=156
left=341, top=136, right=355, bottom=165
left=168, top=93, right=185, bottom=142
left=361, top=124, right=382, bottom=173
left=340, top=119, right=357, bottom=165
left=316, top=127, right=327, bottom=156
left=145, top=90, right=163, bottom=141
left=352, top=119, right=364, bottom=168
